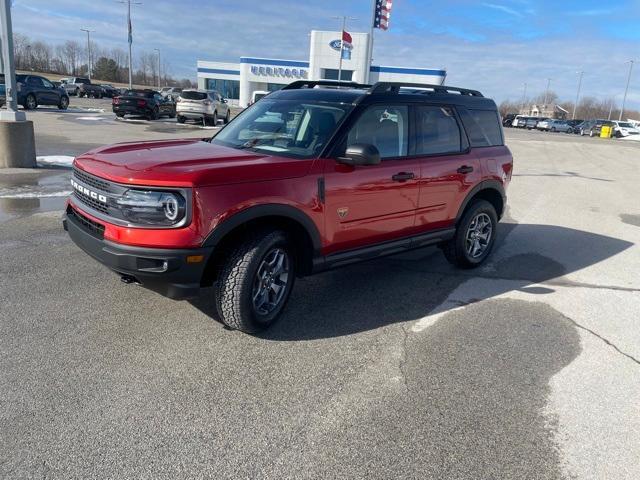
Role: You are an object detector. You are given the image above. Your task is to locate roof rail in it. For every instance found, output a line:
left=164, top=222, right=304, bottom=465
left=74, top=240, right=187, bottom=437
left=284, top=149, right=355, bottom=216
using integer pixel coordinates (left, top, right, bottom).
left=369, top=82, right=484, bottom=97
left=282, top=80, right=372, bottom=90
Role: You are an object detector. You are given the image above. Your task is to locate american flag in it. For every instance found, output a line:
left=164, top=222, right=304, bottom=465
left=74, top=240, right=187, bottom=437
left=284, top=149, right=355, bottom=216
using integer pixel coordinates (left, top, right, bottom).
left=373, top=0, right=393, bottom=30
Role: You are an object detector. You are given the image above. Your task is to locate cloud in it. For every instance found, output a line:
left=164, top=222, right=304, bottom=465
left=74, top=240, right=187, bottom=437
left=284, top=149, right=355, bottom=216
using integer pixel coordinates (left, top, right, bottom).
left=482, top=2, right=524, bottom=17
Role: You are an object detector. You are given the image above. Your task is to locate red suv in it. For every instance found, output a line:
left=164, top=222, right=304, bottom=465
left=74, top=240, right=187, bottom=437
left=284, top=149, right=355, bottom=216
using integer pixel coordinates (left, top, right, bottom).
left=64, top=80, right=513, bottom=333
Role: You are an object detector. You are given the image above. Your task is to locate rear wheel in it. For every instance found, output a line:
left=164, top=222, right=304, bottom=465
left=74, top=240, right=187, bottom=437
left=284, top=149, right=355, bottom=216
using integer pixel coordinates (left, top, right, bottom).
left=211, top=111, right=218, bottom=126
left=215, top=230, right=295, bottom=333
left=148, top=106, right=159, bottom=121
left=442, top=200, right=497, bottom=269
left=24, top=94, right=37, bottom=110
left=115, top=112, right=125, bottom=118
left=177, top=115, right=186, bottom=123
left=224, top=110, right=230, bottom=124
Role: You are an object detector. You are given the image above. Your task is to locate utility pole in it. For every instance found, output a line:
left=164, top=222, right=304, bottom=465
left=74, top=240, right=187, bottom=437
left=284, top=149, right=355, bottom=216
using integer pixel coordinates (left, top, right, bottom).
left=154, top=48, right=160, bottom=89
left=0, top=0, right=22, bottom=118
left=332, top=16, right=356, bottom=82
left=117, top=0, right=142, bottom=90
left=619, top=60, right=635, bottom=122
left=572, top=71, right=583, bottom=120
left=80, top=28, right=94, bottom=80
left=521, top=82, right=528, bottom=113
left=543, top=78, right=552, bottom=106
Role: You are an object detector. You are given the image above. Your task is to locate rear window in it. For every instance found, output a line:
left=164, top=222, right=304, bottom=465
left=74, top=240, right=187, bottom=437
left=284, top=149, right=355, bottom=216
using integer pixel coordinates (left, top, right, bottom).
left=458, top=108, right=504, bottom=147
left=124, top=90, right=154, bottom=98
left=181, top=91, right=208, bottom=101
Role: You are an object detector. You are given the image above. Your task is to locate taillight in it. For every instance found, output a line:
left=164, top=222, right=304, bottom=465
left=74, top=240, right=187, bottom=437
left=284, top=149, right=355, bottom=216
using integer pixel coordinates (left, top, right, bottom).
left=176, top=97, right=182, bottom=102
left=203, top=100, right=212, bottom=105
left=137, top=99, right=147, bottom=107
left=113, top=97, right=120, bottom=105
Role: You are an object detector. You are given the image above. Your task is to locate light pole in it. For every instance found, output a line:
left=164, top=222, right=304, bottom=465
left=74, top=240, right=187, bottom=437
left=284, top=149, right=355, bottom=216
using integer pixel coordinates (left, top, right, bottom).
left=543, top=78, right=552, bottom=106
left=619, top=60, right=635, bottom=121
left=0, top=0, right=23, bottom=119
left=154, top=48, right=160, bottom=89
left=331, top=16, right=357, bottom=82
left=521, top=82, right=528, bottom=113
left=80, top=28, right=94, bottom=80
left=572, top=71, right=583, bottom=120
left=117, top=0, right=142, bottom=90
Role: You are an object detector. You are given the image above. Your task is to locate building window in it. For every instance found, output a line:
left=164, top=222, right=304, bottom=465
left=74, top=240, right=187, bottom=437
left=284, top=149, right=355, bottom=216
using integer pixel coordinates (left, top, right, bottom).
left=322, top=69, right=353, bottom=81
left=206, top=79, right=240, bottom=99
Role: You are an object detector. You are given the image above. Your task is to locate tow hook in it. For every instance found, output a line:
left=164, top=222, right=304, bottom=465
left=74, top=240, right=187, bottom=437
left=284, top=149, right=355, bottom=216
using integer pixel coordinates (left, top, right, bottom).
left=120, top=274, right=141, bottom=285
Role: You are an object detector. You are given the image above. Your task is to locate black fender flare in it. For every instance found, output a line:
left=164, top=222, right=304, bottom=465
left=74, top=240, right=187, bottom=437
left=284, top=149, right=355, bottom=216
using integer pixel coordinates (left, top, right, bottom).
left=455, top=180, right=506, bottom=223
left=202, top=203, right=322, bottom=252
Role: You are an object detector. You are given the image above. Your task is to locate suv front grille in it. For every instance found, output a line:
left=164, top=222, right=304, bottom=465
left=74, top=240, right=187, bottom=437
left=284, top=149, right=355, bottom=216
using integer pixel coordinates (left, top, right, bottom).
left=73, top=167, right=111, bottom=192
left=75, top=188, right=109, bottom=214
left=67, top=205, right=105, bottom=239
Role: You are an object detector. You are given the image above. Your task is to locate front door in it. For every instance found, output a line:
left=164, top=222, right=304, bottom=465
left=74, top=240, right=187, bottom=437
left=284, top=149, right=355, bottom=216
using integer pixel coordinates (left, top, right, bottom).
left=323, top=104, right=420, bottom=254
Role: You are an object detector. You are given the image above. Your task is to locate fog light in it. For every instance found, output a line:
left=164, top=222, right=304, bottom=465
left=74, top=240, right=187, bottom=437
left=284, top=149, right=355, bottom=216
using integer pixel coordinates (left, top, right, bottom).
left=186, top=255, right=204, bottom=264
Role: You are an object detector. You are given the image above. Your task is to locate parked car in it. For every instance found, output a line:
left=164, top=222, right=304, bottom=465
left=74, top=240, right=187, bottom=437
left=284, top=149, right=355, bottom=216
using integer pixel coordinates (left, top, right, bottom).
left=250, top=90, right=270, bottom=106
left=536, top=118, right=552, bottom=131
left=112, top=89, right=176, bottom=120
left=160, top=87, right=183, bottom=101
left=546, top=119, right=572, bottom=133
left=502, top=113, right=516, bottom=127
left=15, top=74, right=69, bottom=110
left=99, top=84, right=120, bottom=98
left=566, top=119, right=584, bottom=134
left=524, top=117, right=538, bottom=129
left=64, top=79, right=513, bottom=333
left=64, top=77, right=104, bottom=98
left=511, top=115, right=525, bottom=128
left=0, top=81, right=5, bottom=108
left=611, top=120, right=640, bottom=138
left=176, top=89, right=230, bottom=125
left=580, top=119, right=614, bottom=137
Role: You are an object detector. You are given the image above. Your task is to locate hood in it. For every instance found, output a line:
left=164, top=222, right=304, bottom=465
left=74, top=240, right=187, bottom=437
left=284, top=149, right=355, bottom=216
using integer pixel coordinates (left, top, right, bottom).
left=74, top=138, right=314, bottom=187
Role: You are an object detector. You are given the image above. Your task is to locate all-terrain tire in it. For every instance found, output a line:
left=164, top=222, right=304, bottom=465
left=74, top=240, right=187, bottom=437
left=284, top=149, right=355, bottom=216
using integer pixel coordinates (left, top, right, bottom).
left=442, top=199, right=498, bottom=269
left=215, top=230, right=295, bottom=333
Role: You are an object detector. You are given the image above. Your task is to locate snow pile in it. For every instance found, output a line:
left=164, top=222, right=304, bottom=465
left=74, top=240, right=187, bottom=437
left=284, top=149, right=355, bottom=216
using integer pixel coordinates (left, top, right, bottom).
left=36, top=156, right=75, bottom=168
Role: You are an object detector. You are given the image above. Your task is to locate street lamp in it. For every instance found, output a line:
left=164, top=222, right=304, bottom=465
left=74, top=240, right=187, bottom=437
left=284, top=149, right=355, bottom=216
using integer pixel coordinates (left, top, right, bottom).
left=521, top=82, right=528, bottom=113
left=619, top=60, right=635, bottom=122
left=572, top=71, right=584, bottom=120
left=154, top=48, right=160, bottom=89
left=543, top=78, right=552, bottom=106
left=80, top=28, right=94, bottom=80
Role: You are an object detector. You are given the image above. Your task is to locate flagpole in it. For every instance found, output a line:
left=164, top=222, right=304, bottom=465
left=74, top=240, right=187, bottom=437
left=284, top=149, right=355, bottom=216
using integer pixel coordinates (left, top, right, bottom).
left=337, top=16, right=346, bottom=82
left=367, top=0, right=376, bottom=84
left=127, top=0, right=132, bottom=89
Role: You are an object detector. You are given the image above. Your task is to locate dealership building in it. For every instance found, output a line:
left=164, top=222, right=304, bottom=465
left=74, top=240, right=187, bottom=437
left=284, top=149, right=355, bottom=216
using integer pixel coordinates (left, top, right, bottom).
left=197, top=30, right=446, bottom=107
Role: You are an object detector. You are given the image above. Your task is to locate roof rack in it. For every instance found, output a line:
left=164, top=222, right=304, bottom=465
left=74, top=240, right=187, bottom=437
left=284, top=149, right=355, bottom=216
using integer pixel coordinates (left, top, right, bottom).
left=282, top=80, right=372, bottom=90
left=368, top=82, right=484, bottom=97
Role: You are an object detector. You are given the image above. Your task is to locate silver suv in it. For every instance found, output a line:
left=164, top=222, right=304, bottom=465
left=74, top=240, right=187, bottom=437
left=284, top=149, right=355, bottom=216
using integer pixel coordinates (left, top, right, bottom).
left=176, top=89, right=230, bottom=126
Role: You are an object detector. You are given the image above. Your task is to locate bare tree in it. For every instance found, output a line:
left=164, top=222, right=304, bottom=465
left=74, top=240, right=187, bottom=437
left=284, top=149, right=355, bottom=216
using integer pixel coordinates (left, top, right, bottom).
left=62, top=40, right=82, bottom=76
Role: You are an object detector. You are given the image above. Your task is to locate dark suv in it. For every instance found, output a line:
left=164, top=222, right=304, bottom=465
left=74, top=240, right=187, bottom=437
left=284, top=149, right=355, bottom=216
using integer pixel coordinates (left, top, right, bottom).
left=64, top=80, right=513, bottom=333
left=15, top=74, right=69, bottom=110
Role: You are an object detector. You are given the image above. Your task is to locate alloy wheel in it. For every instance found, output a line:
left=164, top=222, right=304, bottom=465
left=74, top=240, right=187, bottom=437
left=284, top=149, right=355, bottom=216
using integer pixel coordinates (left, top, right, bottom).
left=465, top=213, right=493, bottom=259
left=251, top=248, right=290, bottom=316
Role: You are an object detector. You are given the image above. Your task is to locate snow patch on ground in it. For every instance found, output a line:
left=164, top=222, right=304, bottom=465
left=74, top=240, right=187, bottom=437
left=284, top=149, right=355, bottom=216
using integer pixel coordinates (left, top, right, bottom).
left=620, top=135, right=640, bottom=142
left=75, top=116, right=105, bottom=121
left=36, top=156, right=75, bottom=168
left=0, top=186, right=71, bottom=199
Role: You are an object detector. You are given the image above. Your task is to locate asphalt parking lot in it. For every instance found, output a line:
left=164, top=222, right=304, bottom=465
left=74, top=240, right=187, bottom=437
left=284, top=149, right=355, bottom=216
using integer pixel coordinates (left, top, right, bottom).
left=1, top=104, right=640, bottom=479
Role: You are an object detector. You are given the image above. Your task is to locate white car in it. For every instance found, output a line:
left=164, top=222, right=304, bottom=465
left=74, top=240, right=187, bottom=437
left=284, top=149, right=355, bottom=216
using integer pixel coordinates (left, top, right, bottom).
left=611, top=120, right=640, bottom=138
left=176, top=89, right=230, bottom=125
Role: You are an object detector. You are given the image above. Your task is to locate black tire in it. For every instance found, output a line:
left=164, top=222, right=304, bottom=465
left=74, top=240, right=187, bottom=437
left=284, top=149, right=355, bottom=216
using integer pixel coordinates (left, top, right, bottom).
left=215, top=230, right=295, bottom=333
left=74, top=88, right=79, bottom=96
left=78, top=91, right=84, bottom=98
left=551, top=127, right=556, bottom=132
left=224, top=110, right=230, bottom=124
left=442, top=200, right=498, bottom=269
left=58, top=96, right=69, bottom=110
left=177, top=116, right=186, bottom=124
left=24, top=94, right=37, bottom=110
left=589, top=130, right=594, bottom=137
left=212, top=111, right=218, bottom=126
left=148, top=107, right=159, bottom=121
left=115, top=112, right=125, bottom=118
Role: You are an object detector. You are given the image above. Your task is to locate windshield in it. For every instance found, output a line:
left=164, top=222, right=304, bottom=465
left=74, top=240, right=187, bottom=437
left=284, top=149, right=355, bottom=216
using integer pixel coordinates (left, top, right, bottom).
left=212, top=99, right=351, bottom=159
left=618, top=122, right=633, bottom=128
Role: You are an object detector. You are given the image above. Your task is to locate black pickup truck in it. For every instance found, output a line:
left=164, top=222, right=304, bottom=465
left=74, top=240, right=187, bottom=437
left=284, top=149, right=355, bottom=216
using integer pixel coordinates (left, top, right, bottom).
left=63, top=77, right=105, bottom=98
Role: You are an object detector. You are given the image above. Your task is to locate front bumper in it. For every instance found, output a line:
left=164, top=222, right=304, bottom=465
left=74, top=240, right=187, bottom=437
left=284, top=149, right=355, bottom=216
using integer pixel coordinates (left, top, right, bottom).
left=63, top=207, right=212, bottom=300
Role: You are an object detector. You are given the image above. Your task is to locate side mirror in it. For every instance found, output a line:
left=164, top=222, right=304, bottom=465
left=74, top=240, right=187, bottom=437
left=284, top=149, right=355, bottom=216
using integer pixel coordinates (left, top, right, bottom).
left=222, top=98, right=228, bottom=104
left=337, top=143, right=381, bottom=166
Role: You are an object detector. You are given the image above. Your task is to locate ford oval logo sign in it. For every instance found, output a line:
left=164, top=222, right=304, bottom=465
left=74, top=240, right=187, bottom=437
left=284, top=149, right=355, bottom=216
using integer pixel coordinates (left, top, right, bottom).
left=329, top=40, right=343, bottom=51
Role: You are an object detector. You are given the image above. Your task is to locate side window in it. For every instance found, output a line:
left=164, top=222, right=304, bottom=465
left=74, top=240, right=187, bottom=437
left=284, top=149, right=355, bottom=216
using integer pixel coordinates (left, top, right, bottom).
left=415, top=106, right=463, bottom=155
left=346, top=105, right=409, bottom=159
left=459, top=108, right=504, bottom=147
left=27, top=77, right=43, bottom=87
left=42, top=79, right=54, bottom=89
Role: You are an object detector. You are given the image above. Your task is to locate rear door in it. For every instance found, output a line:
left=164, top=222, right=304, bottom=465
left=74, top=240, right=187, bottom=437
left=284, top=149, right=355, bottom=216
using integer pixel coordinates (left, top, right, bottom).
left=323, top=103, right=421, bottom=253
left=39, top=77, right=59, bottom=105
left=413, top=105, right=481, bottom=231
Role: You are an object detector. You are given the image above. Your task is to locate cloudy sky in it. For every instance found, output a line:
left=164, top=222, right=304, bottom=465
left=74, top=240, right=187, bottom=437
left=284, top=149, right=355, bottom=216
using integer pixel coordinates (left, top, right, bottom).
left=10, top=0, right=640, bottom=108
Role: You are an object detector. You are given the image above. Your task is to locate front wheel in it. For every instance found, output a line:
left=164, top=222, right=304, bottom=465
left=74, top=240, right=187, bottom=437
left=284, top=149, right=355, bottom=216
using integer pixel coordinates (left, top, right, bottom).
left=177, top=115, right=186, bottom=123
left=215, top=230, right=295, bottom=333
left=224, top=110, right=230, bottom=124
left=147, top=107, right=159, bottom=121
left=442, top=200, right=498, bottom=269
left=24, top=94, right=37, bottom=110
left=58, top=96, right=69, bottom=110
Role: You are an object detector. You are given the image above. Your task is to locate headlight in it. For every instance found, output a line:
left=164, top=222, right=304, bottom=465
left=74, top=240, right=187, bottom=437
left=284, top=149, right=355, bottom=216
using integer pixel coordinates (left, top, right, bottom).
left=116, top=190, right=186, bottom=226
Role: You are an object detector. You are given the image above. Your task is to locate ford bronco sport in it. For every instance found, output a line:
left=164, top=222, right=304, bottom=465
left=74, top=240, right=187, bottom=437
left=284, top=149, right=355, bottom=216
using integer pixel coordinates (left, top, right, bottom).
left=64, top=80, right=513, bottom=333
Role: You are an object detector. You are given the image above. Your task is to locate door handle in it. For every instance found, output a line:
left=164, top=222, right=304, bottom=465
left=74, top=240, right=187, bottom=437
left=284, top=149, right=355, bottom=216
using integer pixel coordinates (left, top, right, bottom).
left=392, top=172, right=415, bottom=182
left=457, top=165, right=474, bottom=174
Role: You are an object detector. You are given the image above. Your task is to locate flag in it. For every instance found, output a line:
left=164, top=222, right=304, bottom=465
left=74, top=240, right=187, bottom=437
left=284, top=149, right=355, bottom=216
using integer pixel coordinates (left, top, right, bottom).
left=341, top=30, right=353, bottom=59
left=342, top=30, right=353, bottom=45
left=373, top=0, right=393, bottom=30
left=127, top=15, right=132, bottom=45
